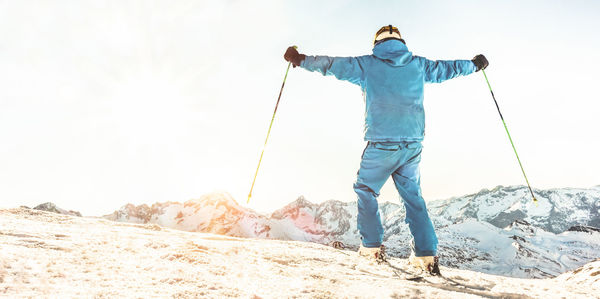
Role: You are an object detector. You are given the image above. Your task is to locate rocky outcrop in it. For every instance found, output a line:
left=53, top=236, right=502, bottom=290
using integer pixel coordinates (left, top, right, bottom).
left=567, top=225, right=600, bottom=234
left=33, top=202, right=81, bottom=217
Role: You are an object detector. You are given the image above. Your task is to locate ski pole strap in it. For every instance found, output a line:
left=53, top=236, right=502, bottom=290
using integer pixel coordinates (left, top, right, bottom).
left=482, top=69, right=538, bottom=205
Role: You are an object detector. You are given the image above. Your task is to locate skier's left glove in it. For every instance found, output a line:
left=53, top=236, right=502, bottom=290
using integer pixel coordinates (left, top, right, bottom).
left=472, top=54, right=489, bottom=72
left=284, top=46, right=306, bottom=68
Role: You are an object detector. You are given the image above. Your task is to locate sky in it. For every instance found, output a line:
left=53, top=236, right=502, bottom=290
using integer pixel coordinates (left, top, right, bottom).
left=1, top=0, right=599, bottom=216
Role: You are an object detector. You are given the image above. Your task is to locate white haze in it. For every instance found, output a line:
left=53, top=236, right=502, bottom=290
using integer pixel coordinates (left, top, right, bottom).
left=1, top=1, right=599, bottom=216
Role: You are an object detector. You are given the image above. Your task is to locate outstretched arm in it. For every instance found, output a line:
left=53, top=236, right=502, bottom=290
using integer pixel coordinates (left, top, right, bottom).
left=284, top=46, right=364, bottom=86
left=420, top=57, right=477, bottom=83
left=420, top=55, right=488, bottom=84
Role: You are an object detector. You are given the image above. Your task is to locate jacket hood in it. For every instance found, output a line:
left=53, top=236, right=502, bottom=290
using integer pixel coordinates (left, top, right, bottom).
left=372, top=39, right=413, bottom=66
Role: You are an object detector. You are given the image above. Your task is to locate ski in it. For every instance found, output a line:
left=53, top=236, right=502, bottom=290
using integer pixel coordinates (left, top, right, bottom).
left=330, top=241, right=435, bottom=282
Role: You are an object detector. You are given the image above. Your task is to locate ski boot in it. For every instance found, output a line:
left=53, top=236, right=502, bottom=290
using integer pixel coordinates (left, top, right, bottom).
left=358, top=244, right=387, bottom=263
left=409, top=254, right=441, bottom=276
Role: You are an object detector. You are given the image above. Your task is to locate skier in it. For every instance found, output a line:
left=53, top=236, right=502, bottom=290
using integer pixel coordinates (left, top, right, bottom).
left=284, top=25, right=488, bottom=275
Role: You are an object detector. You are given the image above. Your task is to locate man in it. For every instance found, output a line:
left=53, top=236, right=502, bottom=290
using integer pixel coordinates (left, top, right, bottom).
left=284, top=25, right=488, bottom=275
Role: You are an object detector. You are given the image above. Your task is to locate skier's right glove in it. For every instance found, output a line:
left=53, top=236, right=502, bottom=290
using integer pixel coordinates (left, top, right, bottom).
left=284, top=46, right=306, bottom=68
left=472, top=54, right=489, bottom=72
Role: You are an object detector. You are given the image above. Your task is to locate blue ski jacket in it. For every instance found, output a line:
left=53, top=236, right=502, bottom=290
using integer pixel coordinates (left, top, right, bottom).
left=300, top=39, right=476, bottom=142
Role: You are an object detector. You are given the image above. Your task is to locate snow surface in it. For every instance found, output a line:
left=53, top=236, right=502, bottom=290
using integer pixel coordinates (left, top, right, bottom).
left=1, top=208, right=599, bottom=298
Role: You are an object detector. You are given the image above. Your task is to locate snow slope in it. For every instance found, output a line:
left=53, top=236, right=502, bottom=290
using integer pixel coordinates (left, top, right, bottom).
left=1, top=207, right=598, bottom=298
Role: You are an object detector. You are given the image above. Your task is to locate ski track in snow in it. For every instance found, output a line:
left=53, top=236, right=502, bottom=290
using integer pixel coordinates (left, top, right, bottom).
left=0, top=208, right=598, bottom=298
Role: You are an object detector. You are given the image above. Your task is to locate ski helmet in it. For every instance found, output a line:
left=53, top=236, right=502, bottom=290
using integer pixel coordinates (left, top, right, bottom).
left=374, top=25, right=404, bottom=45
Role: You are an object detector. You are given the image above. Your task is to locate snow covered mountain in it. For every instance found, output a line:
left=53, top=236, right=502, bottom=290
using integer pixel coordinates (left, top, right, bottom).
left=428, top=185, right=600, bottom=233
left=104, top=185, right=600, bottom=279
left=104, top=193, right=358, bottom=244
left=2, top=207, right=599, bottom=298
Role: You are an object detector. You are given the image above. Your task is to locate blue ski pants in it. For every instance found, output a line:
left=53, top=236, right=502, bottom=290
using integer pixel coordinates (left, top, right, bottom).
left=354, top=141, right=438, bottom=256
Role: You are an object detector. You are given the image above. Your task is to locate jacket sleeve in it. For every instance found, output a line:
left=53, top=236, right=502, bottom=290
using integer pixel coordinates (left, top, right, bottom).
left=420, top=57, right=477, bottom=83
left=300, top=55, right=365, bottom=86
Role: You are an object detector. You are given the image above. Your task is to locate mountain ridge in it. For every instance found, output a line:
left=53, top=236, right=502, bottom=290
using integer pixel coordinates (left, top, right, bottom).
left=102, top=185, right=600, bottom=279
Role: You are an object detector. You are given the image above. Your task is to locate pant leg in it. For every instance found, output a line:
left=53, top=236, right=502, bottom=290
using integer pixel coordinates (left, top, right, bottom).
left=354, top=142, right=401, bottom=248
left=391, top=144, right=438, bottom=256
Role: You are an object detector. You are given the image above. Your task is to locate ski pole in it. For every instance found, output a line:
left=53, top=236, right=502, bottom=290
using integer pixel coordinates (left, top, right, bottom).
left=247, top=48, right=296, bottom=203
left=482, top=69, right=538, bottom=205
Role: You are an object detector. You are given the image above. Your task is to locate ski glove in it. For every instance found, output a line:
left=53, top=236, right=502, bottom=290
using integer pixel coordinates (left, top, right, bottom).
left=284, top=46, right=306, bottom=68
left=471, top=54, right=489, bottom=72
